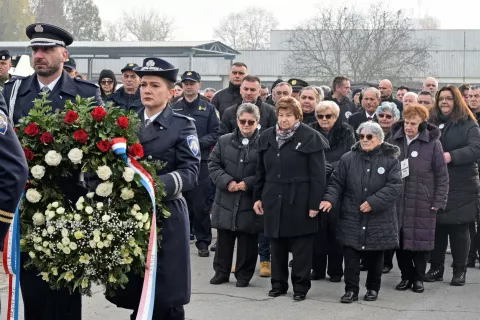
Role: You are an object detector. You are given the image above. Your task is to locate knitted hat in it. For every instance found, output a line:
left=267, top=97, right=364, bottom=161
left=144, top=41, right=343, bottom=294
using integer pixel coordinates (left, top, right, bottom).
left=99, top=69, right=116, bottom=81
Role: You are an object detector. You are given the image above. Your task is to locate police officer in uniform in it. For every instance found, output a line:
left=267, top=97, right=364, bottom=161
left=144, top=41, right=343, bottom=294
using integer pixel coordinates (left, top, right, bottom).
left=172, top=71, right=219, bottom=257
left=0, top=50, right=13, bottom=92
left=288, top=78, right=309, bottom=101
left=109, top=63, right=143, bottom=112
left=63, top=57, right=78, bottom=78
left=1, top=23, right=102, bottom=320
left=107, top=57, right=200, bottom=320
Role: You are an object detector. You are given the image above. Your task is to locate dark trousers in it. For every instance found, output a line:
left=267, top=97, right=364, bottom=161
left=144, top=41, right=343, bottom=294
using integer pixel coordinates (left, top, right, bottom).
left=20, top=254, right=81, bottom=320
left=312, top=218, right=343, bottom=278
left=344, top=247, right=384, bottom=294
left=185, top=162, right=212, bottom=249
left=431, top=223, right=470, bottom=269
left=213, top=229, right=259, bottom=281
left=131, top=306, right=185, bottom=320
left=396, top=249, right=428, bottom=281
left=384, top=250, right=395, bottom=269
left=468, top=222, right=479, bottom=261
left=258, top=232, right=270, bottom=262
left=270, top=234, right=314, bottom=294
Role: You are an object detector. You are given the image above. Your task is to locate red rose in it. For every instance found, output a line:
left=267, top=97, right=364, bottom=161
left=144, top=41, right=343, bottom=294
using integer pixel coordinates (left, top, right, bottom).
left=24, top=123, right=40, bottom=136
left=91, top=107, right=108, bottom=122
left=23, top=148, right=34, bottom=161
left=116, top=116, right=129, bottom=129
left=64, top=110, right=79, bottom=124
left=73, top=129, right=89, bottom=144
left=40, top=132, right=54, bottom=144
left=128, top=143, right=144, bottom=158
left=14, top=128, right=19, bottom=134
left=96, top=140, right=111, bottom=153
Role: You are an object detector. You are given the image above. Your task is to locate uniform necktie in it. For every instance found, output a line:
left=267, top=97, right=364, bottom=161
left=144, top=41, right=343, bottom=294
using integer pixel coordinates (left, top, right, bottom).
left=41, top=86, right=51, bottom=95
left=145, top=119, right=151, bottom=127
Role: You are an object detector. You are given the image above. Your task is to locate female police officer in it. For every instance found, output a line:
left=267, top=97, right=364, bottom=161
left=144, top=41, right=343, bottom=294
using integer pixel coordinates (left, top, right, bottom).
left=108, top=57, right=200, bottom=320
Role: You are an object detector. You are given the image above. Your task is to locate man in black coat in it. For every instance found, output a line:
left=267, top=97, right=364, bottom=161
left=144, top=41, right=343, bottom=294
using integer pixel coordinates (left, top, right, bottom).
left=212, top=62, right=247, bottom=118
left=325, top=76, right=357, bottom=122
left=1, top=23, right=102, bottom=320
left=219, top=75, right=276, bottom=136
left=172, top=71, right=219, bottom=257
left=108, top=63, right=142, bottom=112
left=348, top=87, right=381, bottom=137
left=379, top=79, right=403, bottom=115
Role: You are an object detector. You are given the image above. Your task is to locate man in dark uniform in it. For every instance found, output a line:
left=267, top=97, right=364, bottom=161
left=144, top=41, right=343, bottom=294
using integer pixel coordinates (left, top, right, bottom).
left=107, top=57, right=200, bottom=320
left=287, top=78, right=309, bottom=101
left=0, top=50, right=13, bottom=92
left=109, top=63, right=142, bottom=112
left=172, top=71, right=219, bottom=257
left=63, top=57, right=78, bottom=78
left=2, top=23, right=102, bottom=320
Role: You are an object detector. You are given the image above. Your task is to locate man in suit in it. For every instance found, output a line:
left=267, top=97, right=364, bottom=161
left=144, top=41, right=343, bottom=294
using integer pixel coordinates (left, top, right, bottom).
left=348, top=87, right=381, bottom=137
left=1, top=22, right=102, bottom=320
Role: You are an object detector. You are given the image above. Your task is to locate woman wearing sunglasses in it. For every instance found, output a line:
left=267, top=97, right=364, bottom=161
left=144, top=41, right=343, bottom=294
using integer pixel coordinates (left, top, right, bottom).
left=389, top=104, right=449, bottom=294
left=309, top=101, right=355, bottom=282
left=320, top=121, right=402, bottom=303
left=375, top=101, right=400, bottom=141
left=253, top=96, right=328, bottom=301
left=424, top=86, right=480, bottom=286
left=97, top=69, right=117, bottom=102
left=208, top=103, right=263, bottom=288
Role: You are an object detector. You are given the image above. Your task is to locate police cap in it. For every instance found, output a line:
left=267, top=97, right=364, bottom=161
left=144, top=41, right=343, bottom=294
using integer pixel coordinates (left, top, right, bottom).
left=64, top=57, right=77, bottom=70
left=26, top=23, right=74, bottom=47
left=0, top=50, right=11, bottom=61
left=133, top=58, right=178, bottom=83
left=121, top=63, right=140, bottom=73
left=181, top=71, right=201, bottom=83
left=288, top=78, right=309, bottom=92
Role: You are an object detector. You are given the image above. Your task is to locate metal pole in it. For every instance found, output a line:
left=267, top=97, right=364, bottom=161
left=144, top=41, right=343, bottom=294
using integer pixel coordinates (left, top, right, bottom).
left=88, top=58, right=93, bottom=80
left=463, top=30, right=466, bottom=83
left=189, top=52, right=193, bottom=70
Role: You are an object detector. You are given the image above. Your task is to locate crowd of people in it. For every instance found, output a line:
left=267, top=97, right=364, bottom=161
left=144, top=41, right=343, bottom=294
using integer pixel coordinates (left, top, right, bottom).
left=1, top=21, right=480, bottom=320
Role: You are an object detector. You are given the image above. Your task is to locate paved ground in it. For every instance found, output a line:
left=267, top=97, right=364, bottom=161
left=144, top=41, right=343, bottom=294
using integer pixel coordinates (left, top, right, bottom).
left=2, top=235, right=480, bottom=320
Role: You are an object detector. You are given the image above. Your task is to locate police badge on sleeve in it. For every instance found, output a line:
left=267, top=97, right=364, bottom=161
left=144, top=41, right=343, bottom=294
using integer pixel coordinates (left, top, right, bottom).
left=187, top=135, right=200, bottom=156
left=0, top=110, right=8, bottom=135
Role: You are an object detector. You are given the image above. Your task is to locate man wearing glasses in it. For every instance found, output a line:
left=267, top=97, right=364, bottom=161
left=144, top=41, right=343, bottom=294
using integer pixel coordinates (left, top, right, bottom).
left=110, top=63, right=142, bottom=112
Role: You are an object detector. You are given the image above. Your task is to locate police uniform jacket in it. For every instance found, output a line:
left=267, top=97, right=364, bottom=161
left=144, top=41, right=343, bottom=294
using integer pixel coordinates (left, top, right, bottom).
left=0, top=95, right=29, bottom=239
left=218, top=98, right=277, bottom=136
left=172, top=95, right=219, bottom=161
left=108, top=105, right=200, bottom=309
left=108, top=86, right=142, bottom=113
left=211, top=82, right=242, bottom=118
left=1, top=71, right=102, bottom=124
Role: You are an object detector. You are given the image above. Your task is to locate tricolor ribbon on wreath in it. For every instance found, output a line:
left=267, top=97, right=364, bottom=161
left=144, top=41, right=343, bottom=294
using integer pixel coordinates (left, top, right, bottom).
left=111, top=137, right=157, bottom=320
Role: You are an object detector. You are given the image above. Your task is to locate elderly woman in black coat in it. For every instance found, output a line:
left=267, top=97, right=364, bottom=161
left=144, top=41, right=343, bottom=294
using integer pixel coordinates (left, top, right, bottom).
left=389, top=104, right=449, bottom=293
left=208, top=103, right=262, bottom=288
left=254, top=96, right=328, bottom=301
left=320, top=122, right=402, bottom=303
left=309, top=101, right=355, bottom=282
left=425, top=86, right=480, bottom=286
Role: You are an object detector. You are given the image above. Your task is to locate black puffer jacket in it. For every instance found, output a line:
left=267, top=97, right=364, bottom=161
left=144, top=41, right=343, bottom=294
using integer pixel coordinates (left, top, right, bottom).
left=211, top=82, right=242, bottom=118
left=323, top=142, right=402, bottom=251
left=209, top=129, right=263, bottom=234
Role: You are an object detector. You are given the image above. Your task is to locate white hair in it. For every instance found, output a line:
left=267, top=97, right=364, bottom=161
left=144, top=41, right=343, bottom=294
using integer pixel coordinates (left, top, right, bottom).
left=423, top=77, right=438, bottom=88
left=315, top=101, right=340, bottom=118
left=357, top=122, right=385, bottom=142
left=403, top=92, right=418, bottom=101
left=363, top=87, right=381, bottom=99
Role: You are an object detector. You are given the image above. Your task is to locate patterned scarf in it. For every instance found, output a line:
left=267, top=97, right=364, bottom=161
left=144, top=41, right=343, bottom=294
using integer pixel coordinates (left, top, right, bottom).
left=276, top=121, right=301, bottom=148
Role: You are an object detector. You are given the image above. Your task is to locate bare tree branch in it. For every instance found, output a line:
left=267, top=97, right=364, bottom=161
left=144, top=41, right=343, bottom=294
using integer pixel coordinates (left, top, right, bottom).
left=103, top=21, right=129, bottom=41
left=122, top=9, right=174, bottom=41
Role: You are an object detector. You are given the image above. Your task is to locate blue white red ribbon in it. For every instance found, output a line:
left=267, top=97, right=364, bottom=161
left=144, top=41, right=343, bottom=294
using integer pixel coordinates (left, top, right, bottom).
left=112, top=137, right=157, bottom=320
left=3, top=194, right=23, bottom=320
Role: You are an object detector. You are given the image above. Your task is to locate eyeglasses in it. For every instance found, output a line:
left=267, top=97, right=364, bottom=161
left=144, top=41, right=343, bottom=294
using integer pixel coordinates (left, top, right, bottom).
left=316, top=114, right=334, bottom=120
left=378, top=113, right=393, bottom=119
left=101, top=80, right=114, bottom=85
left=238, top=119, right=256, bottom=126
left=359, top=134, right=374, bottom=140
left=439, top=97, right=454, bottom=102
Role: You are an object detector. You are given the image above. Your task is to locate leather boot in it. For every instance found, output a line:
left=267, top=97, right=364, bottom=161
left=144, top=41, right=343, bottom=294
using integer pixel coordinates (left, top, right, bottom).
left=424, top=265, right=444, bottom=282
left=450, top=267, right=466, bottom=286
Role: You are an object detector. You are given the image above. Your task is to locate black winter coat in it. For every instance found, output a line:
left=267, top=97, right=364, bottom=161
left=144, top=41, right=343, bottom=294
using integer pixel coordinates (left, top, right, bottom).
left=323, top=142, right=402, bottom=251
left=431, top=117, right=480, bottom=224
left=109, top=87, right=142, bottom=113
left=212, top=82, right=242, bottom=118
left=209, top=129, right=263, bottom=234
left=389, top=122, right=449, bottom=251
left=325, top=94, right=357, bottom=122
left=302, top=111, right=317, bottom=125
left=254, top=123, right=328, bottom=238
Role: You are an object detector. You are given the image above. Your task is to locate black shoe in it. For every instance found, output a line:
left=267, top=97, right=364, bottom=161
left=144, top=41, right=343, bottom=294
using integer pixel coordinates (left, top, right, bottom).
left=364, top=290, right=378, bottom=301
left=210, top=242, right=217, bottom=252
left=198, top=248, right=210, bottom=257
left=467, top=259, right=476, bottom=268
left=424, top=266, right=444, bottom=282
left=310, top=270, right=325, bottom=280
left=210, top=274, right=229, bottom=285
left=340, top=291, right=358, bottom=303
left=236, top=279, right=249, bottom=287
left=412, top=281, right=424, bottom=293
left=293, top=292, right=306, bottom=301
left=289, top=260, right=293, bottom=267
left=395, top=280, right=412, bottom=291
left=268, top=288, right=287, bottom=297
left=190, top=233, right=195, bottom=241
left=451, top=268, right=466, bottom=286
left=329, top=276, right=342, bottom=283
left=359, top=263, right=367, bottom=271
left=382, top=266, right=392, bottom=274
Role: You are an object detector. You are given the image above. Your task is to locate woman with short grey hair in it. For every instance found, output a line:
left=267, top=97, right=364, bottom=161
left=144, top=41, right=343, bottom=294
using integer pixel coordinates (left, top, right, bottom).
left=320, top=121, right=402, bottom=303
left=375, top=102, right=400, bottom=141
left=236, top=102, right=261, bottom=122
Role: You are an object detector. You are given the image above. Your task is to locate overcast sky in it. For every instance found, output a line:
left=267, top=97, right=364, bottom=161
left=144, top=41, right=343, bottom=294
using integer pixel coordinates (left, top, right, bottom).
left=93, top=0, right=480, bottom=41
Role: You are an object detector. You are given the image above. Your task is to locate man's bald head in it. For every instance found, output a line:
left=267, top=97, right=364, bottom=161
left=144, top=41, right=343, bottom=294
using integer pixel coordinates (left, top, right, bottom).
left=378, top=79, right=393, bottom=100
left=423, top=77, right=438, bottom=94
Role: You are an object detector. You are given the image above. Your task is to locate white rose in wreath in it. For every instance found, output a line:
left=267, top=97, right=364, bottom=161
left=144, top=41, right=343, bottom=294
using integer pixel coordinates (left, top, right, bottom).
left=31, top=165, right=46, bottom=179
left=32, top=212, right=46, bottom=226
left=26, top=188, right=42, bottom=203
left=123, top=167, right=135, bottom=182
left=120, top=188, right=134, bottom=200
left=96, top=182, right=113, bottom=197
left=44, top=150, right=62, bottom=166
left=96, top=165, right=112, bottom=181
left=68, top=148, right=83, bottom=164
